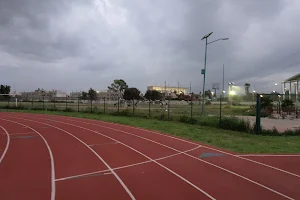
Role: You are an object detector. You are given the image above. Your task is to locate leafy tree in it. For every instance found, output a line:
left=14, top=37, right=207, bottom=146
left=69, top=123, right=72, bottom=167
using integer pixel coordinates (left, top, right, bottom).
left=260, top=96, right=273, bottom=108
left=123, top=88, right=141, bottom=100
left=204, top=90, right=212, bottom=99
left=281, top=99, right=294, bottom=107
left=144, top=90, right=162, bottom=101
left=178, top=92, right=184, bottom=100
left=88, top=88, right=97, bottom=101
left=0, top=85, right=11, bottom=100
left=108, top=79, right=128, bottom=97
left=81, top=91, right=88, bottom=100
left=244, top=83, right=251, bottom=95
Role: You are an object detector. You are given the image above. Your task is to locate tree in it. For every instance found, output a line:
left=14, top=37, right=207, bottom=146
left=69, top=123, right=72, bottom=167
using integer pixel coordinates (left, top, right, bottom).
left=244, top=83, right=251, bottom=96
left=0, top=85, right=11, bottom=100
left=108, top=79, right=128, bottom=97
left=81, top=91, right=88, bottom=100
left=204, top=90, right=212, bottom=99
left=88, top=88, right=97, bottom=101
left=123, top=88, right=141, bottom=100
left=144, top=90, right=162, bottom=101
left=178, top=92, right=184, bottom=100
left=260, top=96, right=273, bottom=108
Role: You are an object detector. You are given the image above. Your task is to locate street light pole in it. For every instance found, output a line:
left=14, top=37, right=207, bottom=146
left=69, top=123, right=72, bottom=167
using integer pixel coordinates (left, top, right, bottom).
left=201, top=32, right=228, bottom=115
left=201, top=36, right=208, bottom=114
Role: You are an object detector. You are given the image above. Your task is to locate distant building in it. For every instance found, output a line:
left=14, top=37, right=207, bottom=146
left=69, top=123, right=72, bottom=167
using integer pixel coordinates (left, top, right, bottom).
left=147, top=86, right=188, bottom=94
left=97, top=90, right=122, bottom=101
left=20, top=89, right=67, bottom=101
left=70, top=91, right=82, bottom=98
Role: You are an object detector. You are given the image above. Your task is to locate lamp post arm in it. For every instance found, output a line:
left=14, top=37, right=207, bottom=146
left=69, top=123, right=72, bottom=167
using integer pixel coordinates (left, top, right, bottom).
left=207, top=38, right=228, bottom=44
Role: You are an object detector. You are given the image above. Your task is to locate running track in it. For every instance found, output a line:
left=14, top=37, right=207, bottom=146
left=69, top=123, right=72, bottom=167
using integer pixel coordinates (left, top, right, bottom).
left=0, top=112, right=300, bottom=200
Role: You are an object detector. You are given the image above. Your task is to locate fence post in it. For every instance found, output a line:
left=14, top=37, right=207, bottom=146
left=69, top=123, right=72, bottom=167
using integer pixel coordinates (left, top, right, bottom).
left=66, top=96, right=68, bottom=110
left=168, top=98, right=170, bottom=120
left=90, top=98, right=92, bottom=113
left=43, top=97, right=45, bottom=110
left=191, top=95, right=193, bottom=118
left=219, top=94, right=222, bottom=127
left=103, top=98, right=106, bottom=114
left=132, top=99, right=135, bottom=115
left=32, top=98, right=34, bottom=108
left=149, top=100, right=151, bottom=117
left=118, top=98, right=120, bottom=113
left=255, top=94, right=261, bottom=134
left=77, top=97, right=80, bottom=112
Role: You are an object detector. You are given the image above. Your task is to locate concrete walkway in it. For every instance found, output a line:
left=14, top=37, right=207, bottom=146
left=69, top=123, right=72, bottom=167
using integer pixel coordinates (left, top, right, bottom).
left=238, top=116, right=300, bottom=132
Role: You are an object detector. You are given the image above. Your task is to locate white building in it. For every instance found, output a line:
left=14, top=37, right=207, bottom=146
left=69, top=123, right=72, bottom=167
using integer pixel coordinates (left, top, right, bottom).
left=21, top=89, right=68, bottom=101
left=97, top=90, right=122, bottom=101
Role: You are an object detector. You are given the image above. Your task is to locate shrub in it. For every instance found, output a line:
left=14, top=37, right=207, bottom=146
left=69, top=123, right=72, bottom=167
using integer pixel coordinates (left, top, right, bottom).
left=154, top=112, right=168, bottom=121
left=282, top=129, right=300, bottom=136
left=281, top=99, right=294, bottom=107
left=63, top=108, right=74, bottom=112
left=179, top=115, right=198, bottom=124
left=260, top=127, right=280, bottom=136
left=198, top=116, right=219, bottom=127
left=220, top=116, right=252, bottom=133
left=47, top=107, right=58, bottom=111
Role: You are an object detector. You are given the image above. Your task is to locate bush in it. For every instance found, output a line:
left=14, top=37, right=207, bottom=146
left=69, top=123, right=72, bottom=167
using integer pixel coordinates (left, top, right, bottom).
left=198, top=116, right=219, bottom=127
left=154, top=112, right=168, bottom=121
left=282, top=129, right=300, bottom=136
left=281, top=99, right=294, bottom=107
left=220, top=116, right=252, bottom=133
left=260, top=127, right=280, bottom=136
left=63, top=108, right=74, bottom=112
left=179, top=115, right=198, bottom=124
left=47, top=107, right=58, bottom=111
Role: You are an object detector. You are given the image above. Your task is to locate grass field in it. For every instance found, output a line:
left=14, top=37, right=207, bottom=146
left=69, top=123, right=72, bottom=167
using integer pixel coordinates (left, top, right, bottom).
left=1, top=109, right=299, bottom=154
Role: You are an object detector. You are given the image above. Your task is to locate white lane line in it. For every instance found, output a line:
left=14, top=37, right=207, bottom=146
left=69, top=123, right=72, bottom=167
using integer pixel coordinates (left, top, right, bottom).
left=9, top=118, right=136, bottom=200
left=8, top=114, right=300, bottom=178
left=0, top=126, right=10, bottom=165
left=0, top=119, right=56, bottom=200
left=239, top=154, right=300, bottom=157
left=9, top=132, right=36, bottom=136
left=73, top=117, right=300, bottom=179
left=10, top=116, right=215, bottom=200
left=56, top=172, right=113, bottom=181
left=6, top=114, right=298, bottom=199
left=47, top=117, right=295, bottom=200
left=88, top=142, right=118, bottom=147
left=56, top=146, right=201, bottom=182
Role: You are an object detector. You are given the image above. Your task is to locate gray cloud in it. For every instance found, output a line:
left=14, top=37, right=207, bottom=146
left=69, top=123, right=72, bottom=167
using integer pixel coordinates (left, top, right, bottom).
left=0, top=0, right=299, bottom=94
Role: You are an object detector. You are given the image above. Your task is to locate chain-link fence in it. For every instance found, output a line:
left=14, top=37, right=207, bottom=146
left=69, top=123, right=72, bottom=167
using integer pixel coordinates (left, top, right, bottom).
left=1, top=94, right=299, bottom=130
left=0, top=97, right=203, bottom=120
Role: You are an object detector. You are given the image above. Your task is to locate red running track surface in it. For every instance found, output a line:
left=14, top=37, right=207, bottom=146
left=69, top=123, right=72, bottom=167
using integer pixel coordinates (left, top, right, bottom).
left=0, top=112, right=300, bottom=200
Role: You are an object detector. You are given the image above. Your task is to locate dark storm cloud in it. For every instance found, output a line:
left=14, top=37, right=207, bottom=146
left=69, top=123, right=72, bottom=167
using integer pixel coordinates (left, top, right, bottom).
left=0, top=0, right=299, bottom=93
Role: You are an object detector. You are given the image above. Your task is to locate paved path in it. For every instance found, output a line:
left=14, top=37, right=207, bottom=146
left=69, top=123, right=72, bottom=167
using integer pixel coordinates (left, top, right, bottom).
left=238, top=116, right=300, bottom=132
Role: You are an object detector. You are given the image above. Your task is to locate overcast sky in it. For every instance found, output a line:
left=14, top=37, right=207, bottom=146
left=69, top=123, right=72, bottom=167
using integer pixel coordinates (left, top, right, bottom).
left=0, top=0, right=299, bottom=94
